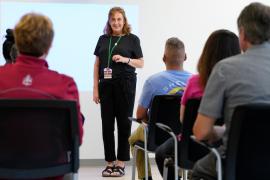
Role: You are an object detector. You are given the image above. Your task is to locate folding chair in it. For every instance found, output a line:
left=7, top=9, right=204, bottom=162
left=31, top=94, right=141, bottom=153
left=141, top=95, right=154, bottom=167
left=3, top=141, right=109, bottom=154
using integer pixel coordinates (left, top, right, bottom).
left=0, top=99, right=80, bottom=179
left=157, top=98, right=210, bottom=180
left=129, top=95, right=182, bottom=180
left=193, top=103, right=270, bottom=180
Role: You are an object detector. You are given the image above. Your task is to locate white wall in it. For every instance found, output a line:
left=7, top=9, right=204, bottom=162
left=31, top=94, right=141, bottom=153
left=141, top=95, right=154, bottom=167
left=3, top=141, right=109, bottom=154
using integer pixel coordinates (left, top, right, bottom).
left=80, top=0, right=270, bottom=159
left=1, top=0, right=269, bottom=159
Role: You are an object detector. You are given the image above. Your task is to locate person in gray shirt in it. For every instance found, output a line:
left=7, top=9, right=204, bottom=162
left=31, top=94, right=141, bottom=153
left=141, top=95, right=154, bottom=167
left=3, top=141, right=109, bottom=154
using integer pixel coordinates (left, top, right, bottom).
left=192, top=2, right=270, bottom=180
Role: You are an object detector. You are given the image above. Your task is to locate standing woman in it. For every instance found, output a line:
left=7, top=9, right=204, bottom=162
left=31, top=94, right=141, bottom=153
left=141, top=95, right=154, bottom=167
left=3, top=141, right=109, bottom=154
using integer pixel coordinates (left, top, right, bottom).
left=93, top=7, right=144, bottom=177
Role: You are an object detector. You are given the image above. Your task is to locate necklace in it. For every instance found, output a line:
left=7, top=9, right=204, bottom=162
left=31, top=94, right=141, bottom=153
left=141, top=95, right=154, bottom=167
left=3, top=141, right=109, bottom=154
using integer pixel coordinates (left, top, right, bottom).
left=107, top=36, right=122, bottom=67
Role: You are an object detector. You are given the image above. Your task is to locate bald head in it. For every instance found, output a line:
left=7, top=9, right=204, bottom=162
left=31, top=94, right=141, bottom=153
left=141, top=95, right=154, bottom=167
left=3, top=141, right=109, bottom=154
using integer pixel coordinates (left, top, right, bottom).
left=163, top=37, right=186, bottom=69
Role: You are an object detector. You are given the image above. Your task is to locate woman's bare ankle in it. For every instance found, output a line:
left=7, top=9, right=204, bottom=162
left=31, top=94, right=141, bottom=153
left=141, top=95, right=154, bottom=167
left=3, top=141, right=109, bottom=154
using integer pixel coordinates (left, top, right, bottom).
left=115, top=160, right=125, bottom=167
left=107, top=161, right=115, bottom=167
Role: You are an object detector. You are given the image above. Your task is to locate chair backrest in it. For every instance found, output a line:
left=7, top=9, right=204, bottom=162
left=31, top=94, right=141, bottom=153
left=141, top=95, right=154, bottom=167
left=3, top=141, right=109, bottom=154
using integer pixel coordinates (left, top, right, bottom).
left=179, top=98, right=223, bottom=169
left=225, top=103, right=270, bottom=180
left=179, top=98, right=205, bottom=169
left=0, top=99, right=80, bottom=179
left=147, top=95, right=182, bottom=151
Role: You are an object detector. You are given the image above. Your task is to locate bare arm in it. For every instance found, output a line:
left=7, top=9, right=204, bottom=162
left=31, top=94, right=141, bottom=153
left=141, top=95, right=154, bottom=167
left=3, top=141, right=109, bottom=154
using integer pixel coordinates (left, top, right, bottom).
left=112, top=55, right=144, bottom=68
left=180, top=105, right=185, bottom=123
left=136, top=105, right=148, bottom=122
left=193, top=113, right=225, bottom=144
left=127, top=57, right=144, bottom=68
left=93, top=56, right=100, bottom=104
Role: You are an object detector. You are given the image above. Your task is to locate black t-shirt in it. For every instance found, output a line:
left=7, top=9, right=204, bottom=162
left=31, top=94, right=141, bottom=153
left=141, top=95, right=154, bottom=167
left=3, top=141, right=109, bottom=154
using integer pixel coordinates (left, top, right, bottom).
left=94, top=33, right=143, bottom=79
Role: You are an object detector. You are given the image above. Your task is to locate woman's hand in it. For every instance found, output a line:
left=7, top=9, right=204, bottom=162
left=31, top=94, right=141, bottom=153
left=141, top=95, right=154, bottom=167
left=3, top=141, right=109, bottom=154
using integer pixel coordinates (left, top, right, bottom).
left=93, top=87, right=100, bottom=104
left=112, top=55, right=129, bottom=63
left=112, top=55, right=144, bottom=68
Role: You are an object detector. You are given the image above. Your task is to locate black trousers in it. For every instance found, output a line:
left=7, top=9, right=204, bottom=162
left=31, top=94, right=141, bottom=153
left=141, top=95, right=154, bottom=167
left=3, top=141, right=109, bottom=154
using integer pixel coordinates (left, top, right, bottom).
left=155, top=137, right=209, bottom=180
left=99, top=77, right=136, bottom=162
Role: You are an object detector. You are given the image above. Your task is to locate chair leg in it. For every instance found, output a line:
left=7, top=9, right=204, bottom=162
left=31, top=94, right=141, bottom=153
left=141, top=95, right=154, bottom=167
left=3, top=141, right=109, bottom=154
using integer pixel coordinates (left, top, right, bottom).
left=63, top=173, right=77, bottom=180
left=163, top=166, right=168, bottom=180
left=173, top=135, right=178, bottom=180
left=144, top=127, right=148, bottom=180
left=212, top=148, right=222, bottom=180
left=163, top=158, right=171, bottom=180
left=72, top=173, right=78, bottom=180
left=144, top=149, right=148, bottom=180
left=132, top=146, right=139, bottom=180
left=182, top=169, right=188, bottom=180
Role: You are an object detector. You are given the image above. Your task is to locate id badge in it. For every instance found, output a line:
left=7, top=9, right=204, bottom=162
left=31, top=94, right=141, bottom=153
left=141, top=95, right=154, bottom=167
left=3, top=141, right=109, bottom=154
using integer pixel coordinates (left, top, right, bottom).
left=104, top=68, right=112, bottom=79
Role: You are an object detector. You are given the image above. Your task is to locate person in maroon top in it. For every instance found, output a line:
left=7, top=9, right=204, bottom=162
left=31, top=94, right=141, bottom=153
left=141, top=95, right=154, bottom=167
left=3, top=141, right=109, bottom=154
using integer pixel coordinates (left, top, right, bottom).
left=0, top=13, right=84, bottom=180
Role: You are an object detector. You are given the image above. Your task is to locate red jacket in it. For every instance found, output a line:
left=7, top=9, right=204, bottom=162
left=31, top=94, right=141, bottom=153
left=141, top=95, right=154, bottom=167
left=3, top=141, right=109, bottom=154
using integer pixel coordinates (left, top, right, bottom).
left=0, top=55, right=84, bottom=180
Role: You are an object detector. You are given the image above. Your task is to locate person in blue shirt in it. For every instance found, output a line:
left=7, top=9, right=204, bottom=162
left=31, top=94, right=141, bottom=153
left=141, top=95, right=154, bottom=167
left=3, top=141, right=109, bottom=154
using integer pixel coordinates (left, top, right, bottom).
left=129, top=37, right=191, bottom=180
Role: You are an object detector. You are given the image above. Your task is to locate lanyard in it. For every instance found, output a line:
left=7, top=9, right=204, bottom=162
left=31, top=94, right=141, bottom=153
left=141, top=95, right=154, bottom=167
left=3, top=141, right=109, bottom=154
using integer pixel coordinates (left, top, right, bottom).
left=107, top=36, right=122, bottom=67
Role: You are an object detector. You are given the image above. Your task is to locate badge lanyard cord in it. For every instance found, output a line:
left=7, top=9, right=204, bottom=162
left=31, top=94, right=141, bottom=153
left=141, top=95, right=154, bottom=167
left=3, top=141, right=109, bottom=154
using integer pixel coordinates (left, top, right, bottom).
left=107, top=36, right=122, bottom=68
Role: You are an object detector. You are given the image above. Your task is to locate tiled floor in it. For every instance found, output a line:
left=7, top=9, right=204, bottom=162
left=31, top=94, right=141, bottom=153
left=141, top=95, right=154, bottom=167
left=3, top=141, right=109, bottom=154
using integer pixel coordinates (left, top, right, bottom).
left=78, top=164, right=163, bottom=180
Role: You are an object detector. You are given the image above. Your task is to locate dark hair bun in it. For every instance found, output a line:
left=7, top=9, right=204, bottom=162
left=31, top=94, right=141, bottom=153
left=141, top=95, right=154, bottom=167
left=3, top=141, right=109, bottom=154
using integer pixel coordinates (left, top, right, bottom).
left=5, top=29, right=15, bottom=42
left=3, top=28, right=17, bottom=62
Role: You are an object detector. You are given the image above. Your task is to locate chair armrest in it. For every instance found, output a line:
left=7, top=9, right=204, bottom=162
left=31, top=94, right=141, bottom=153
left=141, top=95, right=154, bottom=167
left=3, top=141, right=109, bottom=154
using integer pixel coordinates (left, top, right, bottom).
left=156, top=123, right=173, bottom=133
left=156, top=122, right=179, bottom=180
left=190, top=135, right=223, bottom=148
left=190, top=135, right=212, bottom=148
left=156, top=123, right=178, bottom=140
left=190, top=135, right=223, bottom=180
left=128, top=117, right=143, bottom=124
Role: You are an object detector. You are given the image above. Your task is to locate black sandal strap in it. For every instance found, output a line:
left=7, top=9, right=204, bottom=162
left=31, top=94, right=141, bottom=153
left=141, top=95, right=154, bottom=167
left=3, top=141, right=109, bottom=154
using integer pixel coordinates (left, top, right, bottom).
left=102, top=166, right=114, bottom=177
left=112, top=166, right=125, bottom=176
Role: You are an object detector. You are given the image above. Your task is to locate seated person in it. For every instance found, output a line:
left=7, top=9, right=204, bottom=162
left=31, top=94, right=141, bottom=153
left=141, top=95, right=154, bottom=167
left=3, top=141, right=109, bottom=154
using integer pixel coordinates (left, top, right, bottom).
left=155, top=29, right=240, bottom=180
left=2, top=28, right=17, bottom=64
left=129, top=37, right=191, bottom=180
left=0, top=12, right=84, bottom=180
left=192, top=3, right=270, bottom=180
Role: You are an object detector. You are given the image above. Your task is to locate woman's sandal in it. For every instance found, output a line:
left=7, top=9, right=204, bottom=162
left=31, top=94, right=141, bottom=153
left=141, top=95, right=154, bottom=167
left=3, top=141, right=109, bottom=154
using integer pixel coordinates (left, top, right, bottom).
left=102, top=166, right=114, bottom=177
left=111, top=166, right=125, bottom=177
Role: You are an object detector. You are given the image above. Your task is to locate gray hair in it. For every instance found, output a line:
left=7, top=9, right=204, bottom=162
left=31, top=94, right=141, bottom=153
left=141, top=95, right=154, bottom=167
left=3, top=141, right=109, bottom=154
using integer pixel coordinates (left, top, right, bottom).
left=237, top=2, right=270, bottom=44
left=165, top=37, right=185, bottom=50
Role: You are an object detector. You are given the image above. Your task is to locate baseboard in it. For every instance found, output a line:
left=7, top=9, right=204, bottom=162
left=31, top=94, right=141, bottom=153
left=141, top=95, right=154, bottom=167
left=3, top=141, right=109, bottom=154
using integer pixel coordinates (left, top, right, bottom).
left=80, top=158, right=156, bottom=166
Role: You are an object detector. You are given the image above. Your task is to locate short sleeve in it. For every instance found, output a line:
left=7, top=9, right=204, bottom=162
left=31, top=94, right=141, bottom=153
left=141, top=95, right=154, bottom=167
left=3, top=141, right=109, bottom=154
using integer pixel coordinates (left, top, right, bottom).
left=198, top=62, right=227, bottom=119
left=181, top=76, right=194, bottom=106
left=181, top=74, right=203, bottom=106
left=138, top=79, right=154, bottom=109
left=132, top=35, right=143, bottom=59
left=94, top=36, right=102, bottom=56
